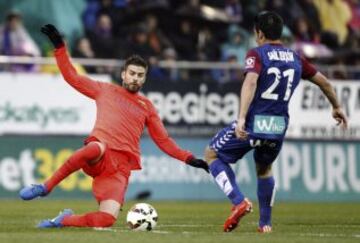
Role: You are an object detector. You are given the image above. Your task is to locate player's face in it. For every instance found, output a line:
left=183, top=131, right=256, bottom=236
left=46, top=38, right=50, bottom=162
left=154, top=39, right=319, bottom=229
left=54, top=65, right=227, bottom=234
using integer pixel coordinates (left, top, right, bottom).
left=122, top=65, right=147, bottom=93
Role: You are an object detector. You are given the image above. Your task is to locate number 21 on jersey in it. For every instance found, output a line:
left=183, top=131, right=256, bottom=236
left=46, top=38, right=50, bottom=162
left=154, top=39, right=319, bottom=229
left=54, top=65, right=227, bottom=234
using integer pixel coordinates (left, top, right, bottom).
left=261, top=67, right=294, bottom=101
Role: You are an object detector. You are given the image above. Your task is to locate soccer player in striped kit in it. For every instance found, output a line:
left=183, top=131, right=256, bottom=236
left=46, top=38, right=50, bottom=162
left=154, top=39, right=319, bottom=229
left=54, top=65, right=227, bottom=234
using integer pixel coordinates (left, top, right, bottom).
left=19, top=24, right=209, bottom=228
left=204, top=11, right=348, bottom=233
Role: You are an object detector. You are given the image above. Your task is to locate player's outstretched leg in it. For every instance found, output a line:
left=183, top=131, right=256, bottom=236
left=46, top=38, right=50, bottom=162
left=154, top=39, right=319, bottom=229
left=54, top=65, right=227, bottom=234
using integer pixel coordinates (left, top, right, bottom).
left=37, top=210, right=117, bottom=228
left=39, top=200, right=119, bottom=228
left=19, top=142, right=102, bottom=201
left=45, top=142, right=102, bottom=192
left=257, top=176, right=275, bottom=233
left=38, top=209, right=74, bottom=228
left=209, top=158, right=253, bottom=232
left=61, top=211, right=116, bottom=227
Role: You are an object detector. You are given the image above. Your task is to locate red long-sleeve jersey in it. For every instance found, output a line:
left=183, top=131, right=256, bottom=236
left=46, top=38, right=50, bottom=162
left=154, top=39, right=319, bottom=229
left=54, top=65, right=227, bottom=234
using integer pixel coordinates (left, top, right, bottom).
left=54, top=46, right=192, bottom=170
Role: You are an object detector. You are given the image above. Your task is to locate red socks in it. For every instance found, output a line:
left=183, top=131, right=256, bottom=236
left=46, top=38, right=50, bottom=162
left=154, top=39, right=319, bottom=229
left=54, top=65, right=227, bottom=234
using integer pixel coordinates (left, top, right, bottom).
left=62, top=211, right=116, bottom=227
left=45, top=143, right=101, bottom=192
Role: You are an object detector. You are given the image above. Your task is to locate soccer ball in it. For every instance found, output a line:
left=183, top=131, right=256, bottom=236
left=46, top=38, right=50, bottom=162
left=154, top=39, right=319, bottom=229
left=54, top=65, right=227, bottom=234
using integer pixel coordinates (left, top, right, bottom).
left=126, top=203, right=158, bottom=231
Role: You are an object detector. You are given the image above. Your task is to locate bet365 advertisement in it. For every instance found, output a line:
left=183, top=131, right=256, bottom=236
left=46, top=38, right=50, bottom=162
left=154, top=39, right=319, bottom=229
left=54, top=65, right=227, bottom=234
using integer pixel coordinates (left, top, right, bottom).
left=0, top=135, right=359, bottom=202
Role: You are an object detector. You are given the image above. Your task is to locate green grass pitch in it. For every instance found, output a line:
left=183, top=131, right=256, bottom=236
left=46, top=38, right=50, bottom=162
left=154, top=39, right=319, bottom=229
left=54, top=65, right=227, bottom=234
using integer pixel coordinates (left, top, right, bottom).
left=1, top=200, right=359, bottom=243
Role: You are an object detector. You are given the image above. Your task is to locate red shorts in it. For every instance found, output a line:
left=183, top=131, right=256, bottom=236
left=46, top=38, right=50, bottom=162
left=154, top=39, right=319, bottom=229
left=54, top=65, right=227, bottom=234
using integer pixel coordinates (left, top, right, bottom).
left=82, top=137, right=132, bottom=204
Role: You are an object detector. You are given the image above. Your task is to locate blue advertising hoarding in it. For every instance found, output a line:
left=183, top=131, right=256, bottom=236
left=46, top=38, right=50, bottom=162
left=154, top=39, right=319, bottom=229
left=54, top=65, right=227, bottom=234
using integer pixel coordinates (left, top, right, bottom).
left=0, top=136, right=359, bottom=202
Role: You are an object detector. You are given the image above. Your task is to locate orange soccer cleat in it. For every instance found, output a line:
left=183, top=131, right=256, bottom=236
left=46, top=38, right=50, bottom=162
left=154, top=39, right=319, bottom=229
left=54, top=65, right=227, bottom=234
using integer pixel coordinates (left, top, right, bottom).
left=223, top=198, right=253, bottom=232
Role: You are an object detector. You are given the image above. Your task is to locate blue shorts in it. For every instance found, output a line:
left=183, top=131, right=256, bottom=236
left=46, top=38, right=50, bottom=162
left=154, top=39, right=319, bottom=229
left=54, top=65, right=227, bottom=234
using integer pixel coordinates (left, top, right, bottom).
left=209, top=121, right=283, bottom=164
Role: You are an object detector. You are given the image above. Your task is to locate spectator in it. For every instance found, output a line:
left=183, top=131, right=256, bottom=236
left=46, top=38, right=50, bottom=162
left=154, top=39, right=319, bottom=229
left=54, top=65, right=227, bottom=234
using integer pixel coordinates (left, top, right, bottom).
left=350, top=55, right=360, bottom=79
left=265, top=0, right=302, bottom=28
left=225, top=0, right=243, bottom=23
left=72, top=37, right=97, bottom=73
left=87, top=13, right=117, bottom=58
left=345, top=0, right=360, bottom=55
left=73, top=37, right=95, bottom=59
left=293, top=16, right=320, bottom=43
left=197, top=27, right=220, bottom=61
left=346, top=0, right=360, bottom=33
left=144, top=14, right=173, bottom=56
left=147, top=48, right=179, bottom=82
left=332, top=59, right=349, bottom=79
left=169, top=19, right=198, bottom=60
left=83, top=0, right=127, bottom=33
left=161, top=47, right=180, bottom=81
left=211, top=54, right=243, bottom=83
left=125, top=24, right=157, bottom=60
left=281, top=25, right=295, bottom=47
left=0, top=11, right=40, bottom=71
left=313, top=0, right=352, bottom=46
left=221, top=24, right=250, bottom=65
left=297, top=0, right=322, bottom=34
left=177, top=0, right=201, bottom=16
left=291, top=15, right=333, bottom=59
left=146, top=56, right=165, bottom=81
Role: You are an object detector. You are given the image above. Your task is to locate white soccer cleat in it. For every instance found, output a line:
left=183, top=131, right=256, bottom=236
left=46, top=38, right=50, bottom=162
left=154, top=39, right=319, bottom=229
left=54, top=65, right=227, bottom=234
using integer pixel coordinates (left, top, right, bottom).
left=257, top=225, right=272, bottom=233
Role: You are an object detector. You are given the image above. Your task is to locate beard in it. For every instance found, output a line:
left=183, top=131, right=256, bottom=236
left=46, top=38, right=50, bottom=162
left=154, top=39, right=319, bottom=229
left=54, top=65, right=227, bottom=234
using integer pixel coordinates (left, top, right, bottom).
left=123, top=82, right=141, bottom=93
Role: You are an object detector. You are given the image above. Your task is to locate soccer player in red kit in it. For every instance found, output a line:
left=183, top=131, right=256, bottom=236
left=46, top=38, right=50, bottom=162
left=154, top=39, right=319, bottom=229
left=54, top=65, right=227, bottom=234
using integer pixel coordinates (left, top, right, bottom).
left=19, top=24, right=209, bottom=228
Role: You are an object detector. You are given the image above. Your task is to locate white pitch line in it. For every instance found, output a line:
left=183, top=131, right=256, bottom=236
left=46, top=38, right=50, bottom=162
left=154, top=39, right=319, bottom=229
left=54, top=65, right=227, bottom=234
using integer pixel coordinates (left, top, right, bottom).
left=91, top=227, right=360, bottom=238
left=152, top=230, right=170, bottom=234
left=93, top=227, right=170, bottom=234
left=93, top=227, right=117, bottom=232
left=92, top=225, right=360, bottom=238
left=156, top=224, right=220, bottom=227
left=299, top=233, right=360, bottom=239
left=289, top=224, right=360, bottom=228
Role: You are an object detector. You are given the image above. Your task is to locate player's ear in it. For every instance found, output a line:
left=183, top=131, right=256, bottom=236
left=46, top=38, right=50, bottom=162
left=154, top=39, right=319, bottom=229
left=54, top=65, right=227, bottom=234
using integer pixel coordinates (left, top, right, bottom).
left=121, top=70, right=125, bottom=80
left=258, top=30, right=264, bottom=40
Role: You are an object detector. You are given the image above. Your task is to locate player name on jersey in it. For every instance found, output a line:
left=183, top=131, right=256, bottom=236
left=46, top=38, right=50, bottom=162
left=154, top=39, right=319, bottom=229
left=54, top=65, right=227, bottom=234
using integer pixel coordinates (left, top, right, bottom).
left=267, top=50, right=294, bottom=62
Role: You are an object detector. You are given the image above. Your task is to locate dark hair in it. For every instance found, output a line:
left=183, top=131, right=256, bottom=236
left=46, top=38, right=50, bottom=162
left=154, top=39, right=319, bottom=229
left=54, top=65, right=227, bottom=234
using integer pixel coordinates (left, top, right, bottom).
left=254, top=11, right=283, bottom=40
left=6, top=11, right=22, bottom=22
left=123, top=55, right=148, bottom=71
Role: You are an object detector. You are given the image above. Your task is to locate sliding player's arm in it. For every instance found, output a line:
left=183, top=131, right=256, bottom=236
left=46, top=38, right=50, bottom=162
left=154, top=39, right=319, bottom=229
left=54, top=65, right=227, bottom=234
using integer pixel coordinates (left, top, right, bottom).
left=146, top=104, right=209, bottom=172
left=41, top=24, right=101, bottom=99
left=301, top=57, right=348, bottom=129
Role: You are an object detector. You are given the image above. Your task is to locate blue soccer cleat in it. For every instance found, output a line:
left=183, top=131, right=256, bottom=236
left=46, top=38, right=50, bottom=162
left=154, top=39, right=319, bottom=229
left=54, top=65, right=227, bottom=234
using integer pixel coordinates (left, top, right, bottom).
left=19, top=184, right=48, bottom=200
left=37, top=209, right=74, bottom=228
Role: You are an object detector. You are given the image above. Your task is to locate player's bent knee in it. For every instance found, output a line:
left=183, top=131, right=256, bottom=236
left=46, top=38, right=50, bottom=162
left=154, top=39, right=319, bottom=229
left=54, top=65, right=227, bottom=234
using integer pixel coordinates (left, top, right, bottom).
left=99, top=199, right=121, bottom=218
left=86, top=211, right=116, bottom=227
left=87, top=141, right=106, bottom=165
left=204, top=146, right=217, bottom=165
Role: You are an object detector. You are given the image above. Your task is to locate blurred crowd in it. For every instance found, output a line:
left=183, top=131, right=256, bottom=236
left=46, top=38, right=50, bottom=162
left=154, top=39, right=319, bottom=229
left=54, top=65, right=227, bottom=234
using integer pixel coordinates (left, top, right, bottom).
left=0, top=0, right=360, bottom=81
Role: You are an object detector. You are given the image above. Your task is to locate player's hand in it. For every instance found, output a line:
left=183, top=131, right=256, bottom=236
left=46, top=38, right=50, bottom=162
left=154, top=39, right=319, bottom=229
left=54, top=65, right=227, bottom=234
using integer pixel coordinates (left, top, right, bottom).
left=332, top=107, right=348, bottom=129
left=40, top=24, right=64, bottom=49
left=235, top=118, right=248, bottom=140
left=186, top=157, right=209, bottom=173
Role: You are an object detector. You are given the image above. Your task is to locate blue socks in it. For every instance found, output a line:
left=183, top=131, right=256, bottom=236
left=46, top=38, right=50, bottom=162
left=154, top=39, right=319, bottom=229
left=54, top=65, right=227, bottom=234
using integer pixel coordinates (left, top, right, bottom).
left=209, top=159, right=276, bottom=226
left=257, top=177, right=275, bottom=227
left=209, top=159, right=244, bottom=205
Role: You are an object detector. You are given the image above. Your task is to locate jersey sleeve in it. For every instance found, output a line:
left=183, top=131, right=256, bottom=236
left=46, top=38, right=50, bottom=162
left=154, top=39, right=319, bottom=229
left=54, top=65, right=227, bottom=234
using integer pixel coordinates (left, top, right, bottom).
left=244, top=49, right=262, bottom=74
left=54, top=46, right=102, bottom=99
left=301, top=56, right=318, bottom=79
left=146, top=103, right=192, bottom=162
